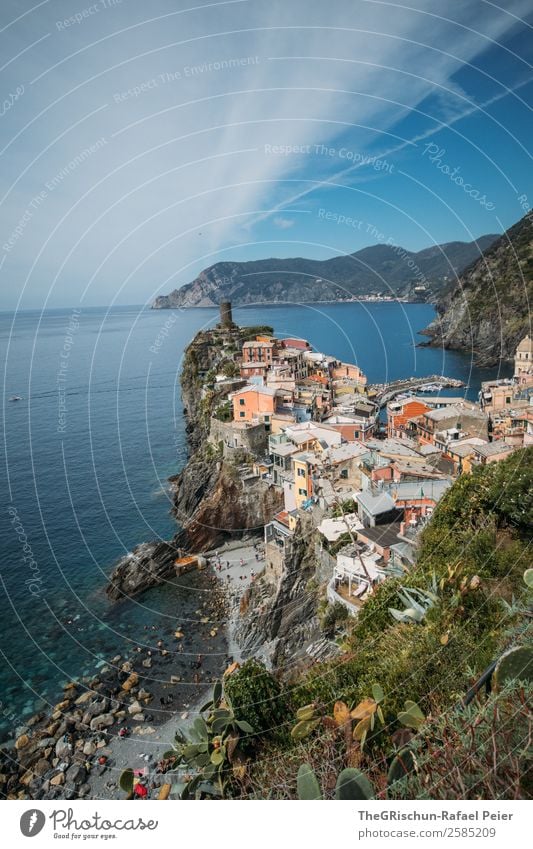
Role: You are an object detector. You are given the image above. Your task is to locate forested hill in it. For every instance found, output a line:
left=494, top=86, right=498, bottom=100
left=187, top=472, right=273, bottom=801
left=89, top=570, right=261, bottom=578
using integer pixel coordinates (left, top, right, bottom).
left=152, top=235, right=498, bottom=309
left=423, top=214, right=533, bottom=365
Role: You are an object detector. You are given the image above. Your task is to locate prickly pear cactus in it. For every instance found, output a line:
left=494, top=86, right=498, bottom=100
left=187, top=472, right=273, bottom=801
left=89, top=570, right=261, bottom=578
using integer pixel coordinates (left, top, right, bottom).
left=387, top=748, right=416, bottom=790
left=493, top=646, right=533, bottom=691
left=335, top=768, right=375, bottom=800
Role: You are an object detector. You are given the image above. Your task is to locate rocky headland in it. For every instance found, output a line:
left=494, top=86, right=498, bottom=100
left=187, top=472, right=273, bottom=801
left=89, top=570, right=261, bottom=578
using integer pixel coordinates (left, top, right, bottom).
left=422, top=214, right=533, bottom=366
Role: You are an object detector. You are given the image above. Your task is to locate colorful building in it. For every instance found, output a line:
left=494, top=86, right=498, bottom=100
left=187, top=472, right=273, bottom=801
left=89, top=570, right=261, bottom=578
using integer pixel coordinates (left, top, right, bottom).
left=387, top=396, right=431, bottom=439
left=242, top=339, right=276, bottom=364
left=291, top=451, right=317, bottom=508
left=230, top=384, right=277, bottom=424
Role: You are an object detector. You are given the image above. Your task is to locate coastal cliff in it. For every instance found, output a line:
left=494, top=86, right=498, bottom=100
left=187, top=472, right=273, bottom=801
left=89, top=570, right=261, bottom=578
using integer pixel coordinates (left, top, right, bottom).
left=106, top=321, right=280, bottom=599
left=423, top=214, right=533, bottom=365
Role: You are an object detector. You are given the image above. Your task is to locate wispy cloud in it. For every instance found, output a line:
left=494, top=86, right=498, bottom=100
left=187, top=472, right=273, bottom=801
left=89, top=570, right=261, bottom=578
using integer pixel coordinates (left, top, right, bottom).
left=0, top=0, right=531, bottom=307
left=273, top=215, right=295, bottom=229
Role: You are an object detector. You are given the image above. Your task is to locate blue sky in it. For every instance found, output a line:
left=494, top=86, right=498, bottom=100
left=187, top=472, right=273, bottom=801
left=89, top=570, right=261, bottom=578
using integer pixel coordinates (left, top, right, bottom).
left=0, top=0, right=532, bottom=308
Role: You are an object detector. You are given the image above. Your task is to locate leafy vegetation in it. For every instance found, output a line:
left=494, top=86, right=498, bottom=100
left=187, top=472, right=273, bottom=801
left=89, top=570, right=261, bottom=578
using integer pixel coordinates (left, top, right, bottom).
left=224, top=660, right=291, bottom=742
left=148, top=449, right=532, bottom=800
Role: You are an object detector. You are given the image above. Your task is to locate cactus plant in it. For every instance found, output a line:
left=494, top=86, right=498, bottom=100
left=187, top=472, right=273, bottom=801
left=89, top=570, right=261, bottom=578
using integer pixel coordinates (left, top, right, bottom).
left=397, top=700, right=426, bottom=730
left=296, top=755, right=418, bottom=800
left=335, top=768, right=375, bottom=800
left=351, top=691, right=385, bottom=749
left=297, top=763, right=323, bottom=799
left=296, top=765, right=376, bottom=799
left=169, top=679, right=254, bottom=798
left=387, top=747, right=416, bottom=788
left=493, top=646, right=533, bottom=691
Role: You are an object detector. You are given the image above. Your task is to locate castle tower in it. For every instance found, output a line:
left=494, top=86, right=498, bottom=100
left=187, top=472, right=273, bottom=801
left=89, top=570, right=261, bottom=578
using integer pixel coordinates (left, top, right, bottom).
left=220, top=301, right=233, bottom=328
left=514, top=335, right=533, bottom=384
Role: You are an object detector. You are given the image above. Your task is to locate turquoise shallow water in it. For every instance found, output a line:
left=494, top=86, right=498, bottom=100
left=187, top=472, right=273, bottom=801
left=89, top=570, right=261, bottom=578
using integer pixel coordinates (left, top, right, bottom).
left=0, top=302, right=511, bottom=735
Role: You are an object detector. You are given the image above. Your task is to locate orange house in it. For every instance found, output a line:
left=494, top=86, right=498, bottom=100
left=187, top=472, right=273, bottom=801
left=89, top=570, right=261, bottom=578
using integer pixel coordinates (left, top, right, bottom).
left=387, top=398, right=430, bottom=439
left=230, top=385, right=277, bottom=423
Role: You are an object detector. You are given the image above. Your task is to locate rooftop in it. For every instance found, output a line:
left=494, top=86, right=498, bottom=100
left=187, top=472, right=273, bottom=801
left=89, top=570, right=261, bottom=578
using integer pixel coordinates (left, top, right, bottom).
left=424, top=405, right=486, bottom=422
left=474, top=441, right=515, bottom=458
left=317, top=514, right=362, bottom=542
left=356, top=522, right=403, bottom=549
left=230, top=384, right=277, bottom=398
left=292, top=451, right=318, bottom=464
left=272, top=442, right=299, bottom=457
left=326, top=442, right=369, bottom=463
left=385, top=478, right=452, bottom=501
left=357, top=490, right=397, bottom=515
left=365, top=438, right=421, bottom=457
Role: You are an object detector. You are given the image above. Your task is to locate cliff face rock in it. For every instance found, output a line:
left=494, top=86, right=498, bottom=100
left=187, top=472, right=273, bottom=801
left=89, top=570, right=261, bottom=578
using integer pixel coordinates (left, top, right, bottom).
left=152, top=236, right=498, bottom=308
left=174, top=461, right=283, bottom=552
left=424, top=215, right=533, bottom=365
left=106, top=541, right=178, bottom=601
left=236, top=517, right=320, bottom=670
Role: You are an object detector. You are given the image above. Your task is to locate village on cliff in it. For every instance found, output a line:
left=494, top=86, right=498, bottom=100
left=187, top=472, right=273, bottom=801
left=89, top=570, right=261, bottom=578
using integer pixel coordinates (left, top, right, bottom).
left=195, top=302, right=533, bottom=620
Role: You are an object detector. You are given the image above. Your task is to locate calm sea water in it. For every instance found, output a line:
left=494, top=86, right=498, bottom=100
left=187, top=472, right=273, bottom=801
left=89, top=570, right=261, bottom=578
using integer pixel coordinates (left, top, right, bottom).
left=0, top=302, right=511, bottom=734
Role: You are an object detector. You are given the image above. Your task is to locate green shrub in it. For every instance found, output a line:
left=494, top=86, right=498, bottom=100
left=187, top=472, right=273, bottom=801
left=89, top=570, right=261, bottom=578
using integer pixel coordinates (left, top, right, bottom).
left=225, top=660, right=291, bottom=741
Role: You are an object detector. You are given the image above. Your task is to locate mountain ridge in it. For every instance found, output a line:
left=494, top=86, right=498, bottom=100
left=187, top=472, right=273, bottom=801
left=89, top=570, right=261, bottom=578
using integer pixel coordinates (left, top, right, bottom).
left=152, top=234, right=499, bottom=309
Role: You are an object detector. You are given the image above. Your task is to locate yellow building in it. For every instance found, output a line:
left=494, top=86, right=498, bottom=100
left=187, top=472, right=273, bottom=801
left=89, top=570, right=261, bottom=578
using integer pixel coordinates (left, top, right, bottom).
left=292, top=452, right=315, bottom=508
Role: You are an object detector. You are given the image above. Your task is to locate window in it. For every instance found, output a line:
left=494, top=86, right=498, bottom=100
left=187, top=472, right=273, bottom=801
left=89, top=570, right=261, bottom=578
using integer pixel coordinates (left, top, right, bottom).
left=297, top=467, right=306, bottom=477
left=298, top=488, right=307, bottom=496
left=239, top=411, right=245, bottom=418
left=239, top=398, right=245, bottom=405
left=340, top=469, right=348, bottom=479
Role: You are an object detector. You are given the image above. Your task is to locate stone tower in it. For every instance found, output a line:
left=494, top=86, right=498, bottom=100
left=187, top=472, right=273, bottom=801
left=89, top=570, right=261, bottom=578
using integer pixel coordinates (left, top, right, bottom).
left=220, top=301, right=233, bottom=328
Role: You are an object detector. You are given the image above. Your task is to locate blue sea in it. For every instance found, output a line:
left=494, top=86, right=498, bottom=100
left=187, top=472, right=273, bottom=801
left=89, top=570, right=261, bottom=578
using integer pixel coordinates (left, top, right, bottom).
left=0, top=302, right=511, bottom=736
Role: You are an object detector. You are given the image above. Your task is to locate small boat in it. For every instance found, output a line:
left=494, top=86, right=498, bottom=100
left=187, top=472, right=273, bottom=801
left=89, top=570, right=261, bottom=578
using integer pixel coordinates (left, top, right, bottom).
left=8, top=395, right=22, bottom=402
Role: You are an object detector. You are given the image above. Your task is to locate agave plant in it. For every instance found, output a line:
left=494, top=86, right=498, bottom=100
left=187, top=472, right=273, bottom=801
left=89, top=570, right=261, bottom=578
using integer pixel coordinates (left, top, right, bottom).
left=169, top=679, right=254, bottom=799
left=389, top=586, right=438, bottom=624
